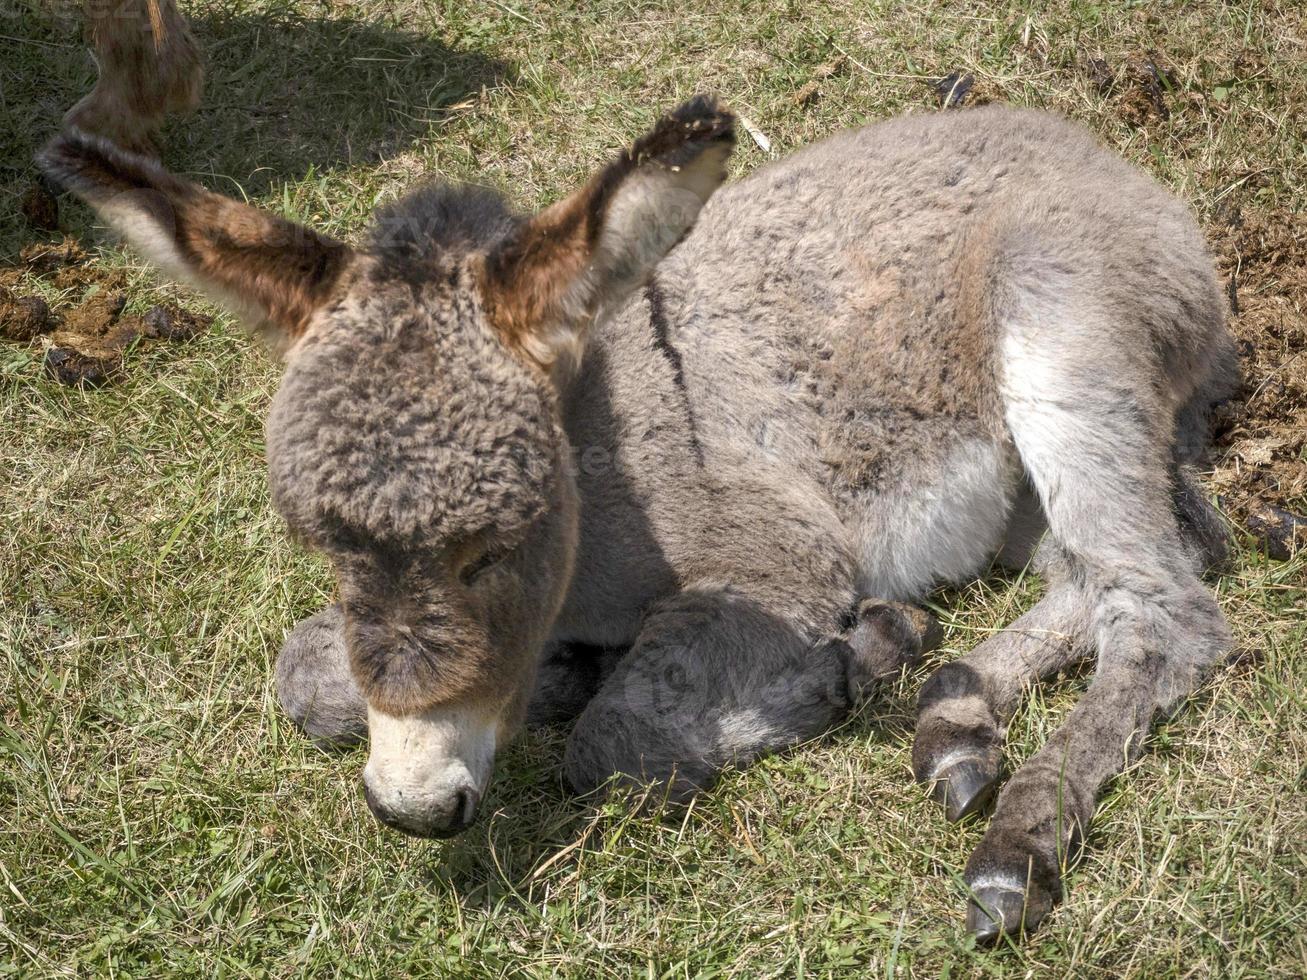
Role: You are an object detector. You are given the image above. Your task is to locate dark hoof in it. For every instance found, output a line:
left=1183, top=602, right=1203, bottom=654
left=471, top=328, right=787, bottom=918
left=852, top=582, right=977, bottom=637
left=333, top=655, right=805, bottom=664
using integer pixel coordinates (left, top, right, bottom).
left=928, top=756, right=999, bottom=822
left=843, top=600, right=938, bottom=702
left=965, top=881, right=1051, bottom=944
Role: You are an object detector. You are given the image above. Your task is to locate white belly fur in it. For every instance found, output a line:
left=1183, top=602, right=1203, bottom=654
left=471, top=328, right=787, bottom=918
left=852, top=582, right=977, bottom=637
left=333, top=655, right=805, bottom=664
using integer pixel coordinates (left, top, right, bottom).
left=854, top=438, right=1019, bottom=600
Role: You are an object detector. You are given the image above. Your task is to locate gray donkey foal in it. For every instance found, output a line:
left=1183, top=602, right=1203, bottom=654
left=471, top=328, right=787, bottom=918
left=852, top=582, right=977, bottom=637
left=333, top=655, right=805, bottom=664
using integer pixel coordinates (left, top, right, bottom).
left=41, top=97, right=1235, bottom=942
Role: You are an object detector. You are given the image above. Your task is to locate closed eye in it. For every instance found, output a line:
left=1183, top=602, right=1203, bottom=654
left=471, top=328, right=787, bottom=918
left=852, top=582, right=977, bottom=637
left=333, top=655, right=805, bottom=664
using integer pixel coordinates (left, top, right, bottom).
left=459, top=546, right=513, bottom=586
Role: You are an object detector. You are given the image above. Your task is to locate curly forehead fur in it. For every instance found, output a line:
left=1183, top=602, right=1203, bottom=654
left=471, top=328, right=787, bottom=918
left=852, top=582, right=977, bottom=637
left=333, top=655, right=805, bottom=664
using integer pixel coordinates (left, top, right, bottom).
left=265, top=224, right=561, bottom=546
left=369, top=182, right=520, bottom=274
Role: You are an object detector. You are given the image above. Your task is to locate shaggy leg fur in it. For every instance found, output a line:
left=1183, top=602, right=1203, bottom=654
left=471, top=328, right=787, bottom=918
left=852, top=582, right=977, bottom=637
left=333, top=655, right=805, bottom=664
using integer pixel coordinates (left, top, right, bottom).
left=562, top=586, right=851, bottom=802
left=844, top=598, right=940, bottom=702
left=958, top=311, right=1233, bottom=943
left=276, top=605, right=367, bottom=747
left=562, top=589, right=935, bottom=803
left=67, top=0, right=203, bottom=156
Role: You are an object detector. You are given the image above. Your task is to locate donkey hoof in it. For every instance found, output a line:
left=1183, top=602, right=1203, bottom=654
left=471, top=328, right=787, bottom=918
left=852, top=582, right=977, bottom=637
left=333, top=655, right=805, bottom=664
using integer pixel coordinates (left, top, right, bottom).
left=965, top=881, right=1050, bottom=944
left=929, top=757, right=999, bottom=822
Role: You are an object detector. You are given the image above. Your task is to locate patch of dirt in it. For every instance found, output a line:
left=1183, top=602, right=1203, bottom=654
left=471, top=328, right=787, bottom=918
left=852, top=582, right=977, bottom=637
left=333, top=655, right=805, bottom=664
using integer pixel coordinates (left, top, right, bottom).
left=793, top=55, right=847, bottom=107
left=1207, top=205, right=1307, bottom=559
left=1081, top=56, right=1116, bottom=96
left=0, top=238, right=212, bottom=386
left=930, top=71, right=997, bottom=109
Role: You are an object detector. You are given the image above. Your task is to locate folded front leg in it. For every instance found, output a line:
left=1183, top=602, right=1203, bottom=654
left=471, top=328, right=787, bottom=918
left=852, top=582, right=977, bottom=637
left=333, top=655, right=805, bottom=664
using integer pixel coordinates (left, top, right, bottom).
left=526, top=642, right=627, bottom=729
left=842, top=597, right=940, bottom=703
left=563, top=585, right=855, bottom=804
left=276, top=604, right=367, bottom=748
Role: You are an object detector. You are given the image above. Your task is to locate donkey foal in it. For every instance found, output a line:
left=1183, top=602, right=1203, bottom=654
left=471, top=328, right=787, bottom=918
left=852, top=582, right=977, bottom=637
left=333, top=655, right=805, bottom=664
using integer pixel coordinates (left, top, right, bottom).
left=41, top=97, right=1236, bottom=942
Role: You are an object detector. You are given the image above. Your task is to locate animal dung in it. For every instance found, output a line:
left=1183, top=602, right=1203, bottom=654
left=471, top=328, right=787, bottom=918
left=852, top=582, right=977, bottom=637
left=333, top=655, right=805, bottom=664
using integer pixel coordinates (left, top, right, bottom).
left=0, top=291, right=54, bottom=342
left=142, top=303, right=209, bottom=341
left=1244, top=497, right=1305, bottom=561
left=1, top=239, right=212, bottom=386
left=19, top=236, right=85, bottom=273
left=43, top=344, right=121, bottom=386
left=934, top=72, right=975, bottom=108
left=19, top=181, right=59, bottom=231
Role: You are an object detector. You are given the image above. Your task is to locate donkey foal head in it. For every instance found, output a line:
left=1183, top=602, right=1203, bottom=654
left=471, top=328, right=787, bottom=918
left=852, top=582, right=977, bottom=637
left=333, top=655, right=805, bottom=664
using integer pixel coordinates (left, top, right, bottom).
left=41, top=97, right=735, bottom=836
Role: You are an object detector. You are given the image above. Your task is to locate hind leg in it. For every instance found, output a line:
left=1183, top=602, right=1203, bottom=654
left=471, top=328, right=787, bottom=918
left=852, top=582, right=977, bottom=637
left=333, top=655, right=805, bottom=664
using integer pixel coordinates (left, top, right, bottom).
left=958, top=319, right=1232, bottom=942
left=912, top=543, right=1092, bottom=822
left=963, top=602, right=1225, bottom=941
left=916, top=468, right=1229, bottom=823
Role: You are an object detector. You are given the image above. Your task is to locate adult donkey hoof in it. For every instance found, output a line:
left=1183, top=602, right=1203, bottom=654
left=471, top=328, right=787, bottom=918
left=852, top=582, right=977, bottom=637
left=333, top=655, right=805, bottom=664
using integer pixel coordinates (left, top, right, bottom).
left=929, top=756, right=999, bottom=823
left=965, top=879, right=1053, bottom=945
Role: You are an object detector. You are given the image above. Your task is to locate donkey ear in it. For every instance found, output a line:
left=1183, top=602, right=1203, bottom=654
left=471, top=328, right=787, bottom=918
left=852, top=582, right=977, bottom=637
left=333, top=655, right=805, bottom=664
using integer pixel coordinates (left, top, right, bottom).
left=38, top=128, right=352, bottom=350
left=481, top=95, right=734, bottom=370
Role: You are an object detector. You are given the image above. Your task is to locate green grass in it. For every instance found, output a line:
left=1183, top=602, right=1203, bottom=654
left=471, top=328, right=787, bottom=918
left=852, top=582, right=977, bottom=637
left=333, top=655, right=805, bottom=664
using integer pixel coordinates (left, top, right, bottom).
left=2, top=0, right=1306, bottom=975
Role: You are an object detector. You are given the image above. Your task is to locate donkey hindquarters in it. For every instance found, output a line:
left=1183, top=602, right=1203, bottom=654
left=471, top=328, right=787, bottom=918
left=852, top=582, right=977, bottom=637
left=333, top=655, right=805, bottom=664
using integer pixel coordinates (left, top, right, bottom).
left=904, top=182, right=1236, bottom=939
left=554, top=107, right=1235, bottom=942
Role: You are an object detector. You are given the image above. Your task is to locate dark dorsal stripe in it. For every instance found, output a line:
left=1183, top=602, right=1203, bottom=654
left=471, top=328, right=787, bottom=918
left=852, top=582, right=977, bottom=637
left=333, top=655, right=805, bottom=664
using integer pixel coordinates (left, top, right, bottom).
left=645, top=279, right=705, bottom=467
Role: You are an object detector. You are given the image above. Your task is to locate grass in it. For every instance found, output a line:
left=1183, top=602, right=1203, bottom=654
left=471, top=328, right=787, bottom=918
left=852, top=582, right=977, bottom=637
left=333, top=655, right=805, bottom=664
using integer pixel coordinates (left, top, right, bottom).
left=2, top=0, right=1306, bottom=975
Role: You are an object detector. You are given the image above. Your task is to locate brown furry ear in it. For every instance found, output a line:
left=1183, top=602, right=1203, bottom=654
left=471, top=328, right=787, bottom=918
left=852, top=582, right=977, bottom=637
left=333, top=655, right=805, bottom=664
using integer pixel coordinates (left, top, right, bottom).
left=38, top=128, right=352, bottom=348
left=482, top=95, right=735, bottom=370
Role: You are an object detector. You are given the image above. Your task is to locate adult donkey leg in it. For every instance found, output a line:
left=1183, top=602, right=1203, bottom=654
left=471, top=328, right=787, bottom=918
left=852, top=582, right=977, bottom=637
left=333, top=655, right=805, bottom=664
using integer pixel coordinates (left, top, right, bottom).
left=68, top=0, right=203, bottom=155
left=958, top=312, right=1232, bottom=942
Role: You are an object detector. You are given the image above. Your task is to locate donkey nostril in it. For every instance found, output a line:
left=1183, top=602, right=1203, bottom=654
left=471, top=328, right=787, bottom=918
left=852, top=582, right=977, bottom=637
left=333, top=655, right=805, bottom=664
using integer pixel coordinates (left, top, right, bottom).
left=451, top=788, right=480, bottom=832
left=364, top=779, right=480, bottom=838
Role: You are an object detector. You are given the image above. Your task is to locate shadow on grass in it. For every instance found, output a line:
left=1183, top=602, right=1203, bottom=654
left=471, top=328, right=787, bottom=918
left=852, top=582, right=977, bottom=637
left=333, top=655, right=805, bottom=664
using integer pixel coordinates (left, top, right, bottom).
left=1, top=4, right=511, bottom=255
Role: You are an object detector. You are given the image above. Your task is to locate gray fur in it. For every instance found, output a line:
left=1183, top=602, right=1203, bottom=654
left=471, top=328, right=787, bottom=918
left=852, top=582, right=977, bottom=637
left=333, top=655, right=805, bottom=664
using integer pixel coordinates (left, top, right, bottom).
left=277, top=604, right=626, bottom=737
left=48, top=99, right=1237, bottom=939
left=276, top=604, right=367, bottom=747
